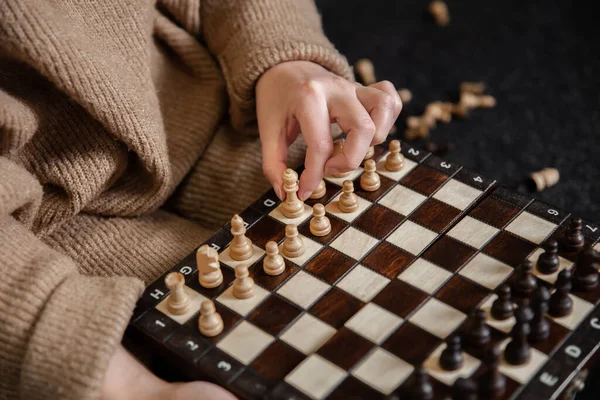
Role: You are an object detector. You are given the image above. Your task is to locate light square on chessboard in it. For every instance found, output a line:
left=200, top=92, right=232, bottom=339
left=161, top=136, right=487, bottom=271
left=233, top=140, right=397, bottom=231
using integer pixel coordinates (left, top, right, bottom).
left=552, top=294, right=594, bottom=330
left=216, top=284, right=269, bottom=317
left=336, top=265, right=390, bottom=302
left=279, top=313, right=337, bottom=355
left=345, top=303, right=403, bottom=344
left=398, top=258, right=452, bottom=294
left=433, top=179, right=483, bottom=211
left=277, top=270, right=330, bottom=309
left=528, top=247, right=573, bottom=284
left=458, top=253, right=513, bottom=290
left=268, top=203, right=313, bottom=226
left=216, top=320, right=274, bottom=364
left=324, top=192, right=371, bottom=222
left=378, top=184, right=427, bottom=216
left=480, top=294, right=515, bottom=333
left=324, top=167, right=364, bottom=186
left=220, top=244, right=265, bottom=270
left=155, top=286, right=207, bottom=324
left=285, top=354, right=347, bottom=400
left=423, top=342, right=481, bottom=386
left=506, top=211, right=557, bottom=244
left=330, top=227, right=379, bottom=260
left=352, top=347, right=413, bottom=395
left=498, top=338, right=548, bottom=384
left=376, top=152, right=418, bottom=181
left=409, top=298, right=467, bottom=339
left=386, top=221, right=438, bottom=256
left=595, top=242, right=600, bottom=252
left=447, top=216, right=499, bottom=249
left=279, top=235, right=322, bottom=266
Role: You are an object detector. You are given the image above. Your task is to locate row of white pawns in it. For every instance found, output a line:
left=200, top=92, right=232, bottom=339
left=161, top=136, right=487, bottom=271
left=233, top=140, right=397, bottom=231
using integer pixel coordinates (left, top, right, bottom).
left=162, top=140, right=407, bottom=337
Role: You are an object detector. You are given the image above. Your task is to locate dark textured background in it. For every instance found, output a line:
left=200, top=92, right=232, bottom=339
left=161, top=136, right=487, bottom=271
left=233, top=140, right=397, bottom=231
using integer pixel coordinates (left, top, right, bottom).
left=317, top=0, right=599, bottom=223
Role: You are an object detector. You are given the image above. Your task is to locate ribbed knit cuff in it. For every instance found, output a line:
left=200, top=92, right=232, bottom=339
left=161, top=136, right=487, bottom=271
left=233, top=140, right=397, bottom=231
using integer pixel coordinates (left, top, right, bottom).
left=20, top=275, right=144, bottom=400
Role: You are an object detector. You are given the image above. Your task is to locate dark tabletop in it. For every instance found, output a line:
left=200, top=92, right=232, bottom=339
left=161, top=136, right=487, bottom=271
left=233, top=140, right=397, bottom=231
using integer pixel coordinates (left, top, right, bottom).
left=317, top=0, right=599, bottom=223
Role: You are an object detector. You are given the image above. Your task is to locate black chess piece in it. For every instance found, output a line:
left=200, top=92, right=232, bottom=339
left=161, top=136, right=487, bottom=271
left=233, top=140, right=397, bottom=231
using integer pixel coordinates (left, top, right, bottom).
left=491, top=284, right=514, bottom=320
left=529, top=285, right=551, bottom=341
left=452, top=377, right=478, bottom=400
left=504, top=304, right=532, bottom=365
left=408, top=366, right=433, bottom=400
left=562, top=217, right=585, bottom=253
left=440, top=334, right=463, bottom=371
left=537, top=239, right=560, bottom=274
left=512, top=259, right=537, bottom=297
left=478, top=345, right=506, bottom=399
left=549, top=269, right=574, bottom=317
left=572, top=247, right=600, bottom=292
left=468, top=309, right=491, bottom=347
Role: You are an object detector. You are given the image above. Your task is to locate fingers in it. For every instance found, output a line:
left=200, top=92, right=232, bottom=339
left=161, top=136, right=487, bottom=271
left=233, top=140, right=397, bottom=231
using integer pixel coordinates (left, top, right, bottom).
left=358, top=80, right=403, bottom=145
left=260, top=127, right=289, bottom=200
left=295, top=88, right=333, bottom=201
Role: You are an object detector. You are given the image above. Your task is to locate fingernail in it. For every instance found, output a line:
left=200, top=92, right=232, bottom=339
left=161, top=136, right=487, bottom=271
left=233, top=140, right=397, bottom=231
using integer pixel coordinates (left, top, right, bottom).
left=275, top=187, right=283, bottom=200
left=325, top=167, right=339, bottom=176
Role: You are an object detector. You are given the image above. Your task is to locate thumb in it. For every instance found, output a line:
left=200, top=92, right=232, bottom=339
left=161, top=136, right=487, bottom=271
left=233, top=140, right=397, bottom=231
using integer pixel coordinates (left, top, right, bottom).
left=260, top=126, right=289, bottom=201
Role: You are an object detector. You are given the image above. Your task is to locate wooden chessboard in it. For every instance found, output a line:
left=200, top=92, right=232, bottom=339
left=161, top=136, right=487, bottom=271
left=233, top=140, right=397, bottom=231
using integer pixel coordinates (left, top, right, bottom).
left=125, top=139, right=600, bottom=400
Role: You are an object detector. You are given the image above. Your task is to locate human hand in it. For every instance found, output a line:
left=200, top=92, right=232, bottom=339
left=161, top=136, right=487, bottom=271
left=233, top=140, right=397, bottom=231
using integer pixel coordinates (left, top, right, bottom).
left=101, top=345, right=236, bottom=400
left=256, top=60, right=402, bottom=200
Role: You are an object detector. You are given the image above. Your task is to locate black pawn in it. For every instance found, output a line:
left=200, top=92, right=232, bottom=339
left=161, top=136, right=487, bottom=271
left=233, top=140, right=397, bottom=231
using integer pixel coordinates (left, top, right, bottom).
left=549, top=269, right=574, bottom=317
left=479, top=345, right=506, bottom=399
left=452, top=377, right=478, bottom=400
left=513, top=259, right=537, bottom=297
left=440, top=335, right=463, bottom=371
left=529, top=285, right=551, bottom=341
left=504, top=305, right=532, bottom=365
left=409, top=366, right=433, bottom=400
left=537, top=239, right=560, bottom=274
left=562, top=217, right=585, bottom=253
left=572, top=248, right=600, bottom=292
left=491, top=284, right=514, bottom=320
left=468, top=309, right=491, bottom=347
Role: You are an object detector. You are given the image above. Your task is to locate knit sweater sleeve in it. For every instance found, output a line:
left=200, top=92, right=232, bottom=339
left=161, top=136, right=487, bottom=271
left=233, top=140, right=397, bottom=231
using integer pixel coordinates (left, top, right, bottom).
left=0, top=157, right=144, bottom=400
left=200, top=0, right=354, bottom=135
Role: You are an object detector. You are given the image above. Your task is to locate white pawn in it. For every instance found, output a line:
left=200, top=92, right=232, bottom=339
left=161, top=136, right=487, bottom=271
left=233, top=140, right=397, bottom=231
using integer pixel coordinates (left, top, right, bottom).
left=364, top=146, right=375, bottom=161
left=385, top=140, right=404, bottom=172
left=164, top=272, right=191, bottom=315
left=310, top=204, right=331, bottom=237
left=360, top=159, right=381, bottom=192
left=233, top=264, right=254, bottom=299
left=198, top=300, right=224, bottom=337
left=339, top=180, right=359, bottom=213
left=197, top=244, right=223, bottom=288
left=309, top=179, right=326, bottom=199
left=281, top=169, right=304, bottom=218
left=263, top=241, right=285, bottom=276
left=282, top=224, right=304, bottom=258
left=327, top=139, right=351, bottom=178
left=229, top=214, right=253, bottom=261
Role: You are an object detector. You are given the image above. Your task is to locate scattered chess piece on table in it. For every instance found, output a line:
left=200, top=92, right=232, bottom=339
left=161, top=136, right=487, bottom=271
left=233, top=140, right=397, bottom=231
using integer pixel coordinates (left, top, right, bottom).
left=364, top=146, right=375, bottom=161
left=397, top=88, right=412, bottom=104
left=282, top=224, right=304, bottom=258
left=529, top=168, right=560, bottom=192
left=468, top=309, right=491, bottom=347
left=479, top=346, right=506, bottom=399
left=562, top=217, right=585, bottom=253
left=439, top=334, right=463, bottom=371
left=355, top=58, right=376, bottom=85
left=281, top=169, right=304, bottom=218
left=197, top=244, right=223, bottom=289
left=460, top=81, right=486, bottom=95
left=339, top=180, right=359, bottom=213
left=537, top=239, right=560, bottom=274
left=229, top=214, right=253, bottom=261
left=512, top=259, right=537, bottom=297
left=310, top=204, right=331, bottom=237
left=549, top=269, right=574, bottom=317
left=408, top=366, right=433, bottom=400
left=309, top=179, right=326, bottom=199
left=328, top=138, right=351, bottom=178
left=360, top=159, right=381, bottom=192
left=233, top=264, right=254, bottom=299
left=452, top=377, right=478, bottom=400
left=572, top=247, right=600, bottom=291
left=530, top=285, right=551, bottom=341
left=404, top=116, right=430, bottom=141
left=198, top=300, right=223, bottom=337
left=491, top=284, right=514, bottom=321
left=165, top=272, right=191, bottom=315
left=504, top=304, right=532, bottom=365
left=428, top=0, right=450, bottom=26
left=385, top=140, right=404, bottom=171
left=263, top=241, right=285, bottom=276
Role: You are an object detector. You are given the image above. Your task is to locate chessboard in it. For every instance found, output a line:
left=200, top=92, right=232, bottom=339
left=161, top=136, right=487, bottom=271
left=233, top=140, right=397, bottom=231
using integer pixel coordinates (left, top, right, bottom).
left=126, top=139, right=600, bottom=400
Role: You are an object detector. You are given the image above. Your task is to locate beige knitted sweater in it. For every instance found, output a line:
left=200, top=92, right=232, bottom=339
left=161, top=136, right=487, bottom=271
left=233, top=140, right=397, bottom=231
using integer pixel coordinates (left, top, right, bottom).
left=0, top=1, right=352, bottom=399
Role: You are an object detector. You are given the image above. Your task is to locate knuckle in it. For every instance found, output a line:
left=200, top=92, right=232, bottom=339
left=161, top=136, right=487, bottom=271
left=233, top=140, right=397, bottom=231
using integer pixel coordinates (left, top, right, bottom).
left=356, top=117, right=376, bottom=136
left=379, top=80, right=396, bottom=93
left=310, top=137, right=333, bottom=156
left=379, top=93, right=396, bottom=111
left=299, top=80, right=321, bottom=97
